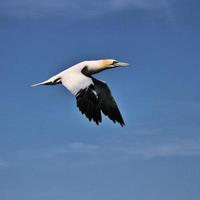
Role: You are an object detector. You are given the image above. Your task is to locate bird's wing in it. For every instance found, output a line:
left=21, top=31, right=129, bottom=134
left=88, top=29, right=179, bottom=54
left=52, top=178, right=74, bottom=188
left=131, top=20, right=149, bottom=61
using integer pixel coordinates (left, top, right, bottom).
left=61, top=70, right=102, bottom=124
left=92, top=78, right=125, bottom=126
left=62, top=70, right=124, bottom=126
left=75, top=84, right=102, bottom=125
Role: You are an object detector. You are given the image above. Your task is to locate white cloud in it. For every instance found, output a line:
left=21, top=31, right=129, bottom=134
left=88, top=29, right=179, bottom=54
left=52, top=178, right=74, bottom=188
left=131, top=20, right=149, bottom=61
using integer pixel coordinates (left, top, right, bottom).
left=0, top=0, right=176, bottom=19
left=60, top=138, right=200, bottom=160
left=7, top=137, right=200, bottom=169
left=112, top=0, right=168, bottom=10
left=66, top=142, right=99, bottom=153
left=121, top=139, right=200, bottom=159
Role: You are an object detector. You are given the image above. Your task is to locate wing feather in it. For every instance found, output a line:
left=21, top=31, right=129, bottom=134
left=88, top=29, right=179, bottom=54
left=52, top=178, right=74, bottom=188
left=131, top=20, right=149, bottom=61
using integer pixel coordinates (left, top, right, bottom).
left=92, top=78, right=125, bottom=127
left=73, top=67, right=125, bottom=126
left=76, top=85, right=102, bottom=125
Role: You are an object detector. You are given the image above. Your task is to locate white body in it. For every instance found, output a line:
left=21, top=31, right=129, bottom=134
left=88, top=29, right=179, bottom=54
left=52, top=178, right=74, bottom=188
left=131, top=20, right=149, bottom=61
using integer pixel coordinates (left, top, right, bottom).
left=32, top=59, right=129, bottom=126
left=32, top=59, right=128, bottom=95
left=60, top=61, right=93, bottom=95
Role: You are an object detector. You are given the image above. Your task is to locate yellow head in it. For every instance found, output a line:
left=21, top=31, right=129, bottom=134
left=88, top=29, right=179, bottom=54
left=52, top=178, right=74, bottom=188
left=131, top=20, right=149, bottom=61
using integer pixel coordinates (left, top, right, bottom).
left=99, top=59, right=129, bottom=69
left=83, top=59, right=129, bottom=75
left=99, top=59, right=115, bottom=68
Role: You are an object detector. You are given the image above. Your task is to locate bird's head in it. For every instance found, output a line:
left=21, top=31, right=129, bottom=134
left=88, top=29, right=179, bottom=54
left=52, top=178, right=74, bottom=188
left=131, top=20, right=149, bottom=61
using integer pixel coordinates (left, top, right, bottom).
left=83, top=59, right=129, bottom=75
left=99, top=59, right=129, bottom=69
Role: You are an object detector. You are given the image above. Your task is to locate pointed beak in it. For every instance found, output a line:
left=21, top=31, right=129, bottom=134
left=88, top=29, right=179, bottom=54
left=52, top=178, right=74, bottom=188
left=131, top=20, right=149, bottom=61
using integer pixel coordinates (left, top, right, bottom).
left=114, top=62, right=129, bottom=67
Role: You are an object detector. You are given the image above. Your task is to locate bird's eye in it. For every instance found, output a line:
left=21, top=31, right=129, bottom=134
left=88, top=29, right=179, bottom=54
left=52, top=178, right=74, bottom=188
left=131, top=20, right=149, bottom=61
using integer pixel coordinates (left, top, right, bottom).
left=112, top=60, right=119, bottom=65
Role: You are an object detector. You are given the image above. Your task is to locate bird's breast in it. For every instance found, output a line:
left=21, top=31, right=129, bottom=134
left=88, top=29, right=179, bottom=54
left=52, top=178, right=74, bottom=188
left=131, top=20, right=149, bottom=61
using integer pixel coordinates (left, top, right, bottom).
left=61, top=71, right=93, bottom=95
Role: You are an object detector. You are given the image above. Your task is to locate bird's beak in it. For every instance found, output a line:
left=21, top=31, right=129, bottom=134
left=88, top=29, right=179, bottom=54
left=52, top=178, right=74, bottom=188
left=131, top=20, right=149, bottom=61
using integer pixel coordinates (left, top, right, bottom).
left=114, top=62, right=129, bottom=67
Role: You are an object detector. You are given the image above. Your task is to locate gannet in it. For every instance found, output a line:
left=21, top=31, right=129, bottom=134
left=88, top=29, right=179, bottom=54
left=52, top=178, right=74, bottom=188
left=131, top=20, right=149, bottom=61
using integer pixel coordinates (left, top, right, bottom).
left=32, top=59, right=129, bottom=126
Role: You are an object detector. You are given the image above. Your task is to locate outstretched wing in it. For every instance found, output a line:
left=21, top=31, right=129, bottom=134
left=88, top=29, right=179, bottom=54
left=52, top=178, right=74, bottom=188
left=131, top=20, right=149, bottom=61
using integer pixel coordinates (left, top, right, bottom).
left=92, top=78, right=125, bottom=127
left=75, top=78, right=125, bottom=126
left=76, top=84, right=102, bottom=125
left=70, top=70, right=125, bottom=126
left=61, top=70, right=102, bottom=124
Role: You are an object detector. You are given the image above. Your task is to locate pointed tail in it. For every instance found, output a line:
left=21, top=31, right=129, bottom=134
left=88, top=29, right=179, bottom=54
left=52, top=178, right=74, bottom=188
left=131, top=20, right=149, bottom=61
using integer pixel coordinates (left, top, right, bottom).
left=31, top=80, right=51, bottom=87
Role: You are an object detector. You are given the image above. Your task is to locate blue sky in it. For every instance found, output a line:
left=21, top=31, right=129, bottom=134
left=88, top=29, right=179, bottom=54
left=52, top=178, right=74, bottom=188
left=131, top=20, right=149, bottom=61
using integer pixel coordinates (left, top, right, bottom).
left=0, top=0, right=200, bottom=199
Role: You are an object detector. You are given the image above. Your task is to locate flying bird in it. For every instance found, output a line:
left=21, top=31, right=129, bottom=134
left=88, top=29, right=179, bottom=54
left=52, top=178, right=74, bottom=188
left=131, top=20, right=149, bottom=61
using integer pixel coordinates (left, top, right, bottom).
left=32, top=59, right=129, bottom=126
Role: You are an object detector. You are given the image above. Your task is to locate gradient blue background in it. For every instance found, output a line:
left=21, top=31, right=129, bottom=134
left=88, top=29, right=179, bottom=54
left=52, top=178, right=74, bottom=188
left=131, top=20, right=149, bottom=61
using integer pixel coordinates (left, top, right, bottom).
left=0, top=0, right=200, bottom=199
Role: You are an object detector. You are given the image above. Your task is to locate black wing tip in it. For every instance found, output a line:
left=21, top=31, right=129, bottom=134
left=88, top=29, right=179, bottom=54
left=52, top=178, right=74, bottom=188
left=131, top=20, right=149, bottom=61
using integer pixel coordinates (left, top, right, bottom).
left=119, top=117, right=125, bottom=127
left=76, top=81, right=126, bottom=127
left=121, top=123, right=125, bottom=127
left=79, top=112, right=125, bottom=126
left=120, top=121, right=125, bottom=127
left=95, top=121, right=100, bottom=125
left=88, top=119, right=125, bottom=126
left=112, top=119, right=125, bottom=127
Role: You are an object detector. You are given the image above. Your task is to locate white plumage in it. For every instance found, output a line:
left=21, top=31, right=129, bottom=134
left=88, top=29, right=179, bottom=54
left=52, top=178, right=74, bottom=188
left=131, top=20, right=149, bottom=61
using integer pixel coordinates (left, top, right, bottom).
left=32, top=59, right=129, bottom=126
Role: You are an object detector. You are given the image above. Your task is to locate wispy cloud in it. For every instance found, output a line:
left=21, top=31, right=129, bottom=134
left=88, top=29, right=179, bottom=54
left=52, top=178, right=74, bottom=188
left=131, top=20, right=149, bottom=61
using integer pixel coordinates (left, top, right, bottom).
left=64, top=142, right=99, bottom=153
left=111, top=0, right=168, bottom=10
left=0, top=0, right=176, bottom=19
left=120, top=138, right=200, bottom=159
left=6, top=137, right=200, bottom=169
left=0, top=159, right=8, bottom=168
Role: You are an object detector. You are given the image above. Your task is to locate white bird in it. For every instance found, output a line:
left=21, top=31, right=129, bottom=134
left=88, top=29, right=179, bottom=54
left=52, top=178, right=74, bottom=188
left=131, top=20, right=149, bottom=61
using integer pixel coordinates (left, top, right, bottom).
left=32, top=59, right=129, bottom=126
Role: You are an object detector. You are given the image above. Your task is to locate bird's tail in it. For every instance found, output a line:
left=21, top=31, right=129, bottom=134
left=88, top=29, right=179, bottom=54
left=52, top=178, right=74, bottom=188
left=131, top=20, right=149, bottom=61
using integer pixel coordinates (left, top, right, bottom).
left=31, top=80, right=51, bottom=87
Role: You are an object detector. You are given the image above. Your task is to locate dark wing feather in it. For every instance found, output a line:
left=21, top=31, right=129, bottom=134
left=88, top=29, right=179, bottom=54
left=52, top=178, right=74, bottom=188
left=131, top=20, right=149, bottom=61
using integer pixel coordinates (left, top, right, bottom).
left=76, top=85, right=102, bottom=125
left=92, top=78, right=125, bottom=127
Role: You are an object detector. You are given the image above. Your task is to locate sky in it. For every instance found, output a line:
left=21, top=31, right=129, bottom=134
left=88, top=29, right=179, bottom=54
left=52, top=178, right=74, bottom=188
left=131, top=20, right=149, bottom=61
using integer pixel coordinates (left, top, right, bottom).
left=0, top=0, right=200, bottom=199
